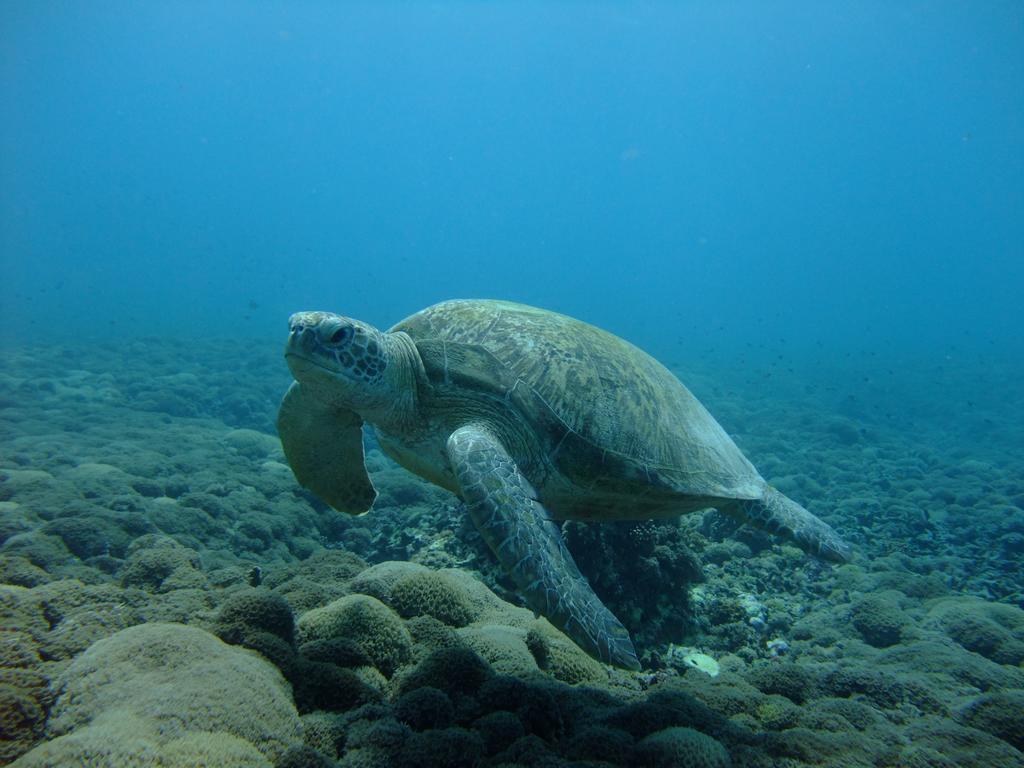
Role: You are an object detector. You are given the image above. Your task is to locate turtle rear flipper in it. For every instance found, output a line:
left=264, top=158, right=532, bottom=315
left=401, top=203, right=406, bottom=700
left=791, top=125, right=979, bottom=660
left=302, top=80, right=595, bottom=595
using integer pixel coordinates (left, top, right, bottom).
left=277, top=382, right=377, bottom=515
left=447, top=424, right=640, bottom=670
left=730, top=486, right=852, bottom=562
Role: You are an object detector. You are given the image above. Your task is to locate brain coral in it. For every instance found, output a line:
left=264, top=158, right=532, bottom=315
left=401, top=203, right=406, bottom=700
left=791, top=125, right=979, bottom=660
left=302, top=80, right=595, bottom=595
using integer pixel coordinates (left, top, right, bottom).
left=297, top=593, right=412, bottom=676
left=43, top=623, right=302, bottom=762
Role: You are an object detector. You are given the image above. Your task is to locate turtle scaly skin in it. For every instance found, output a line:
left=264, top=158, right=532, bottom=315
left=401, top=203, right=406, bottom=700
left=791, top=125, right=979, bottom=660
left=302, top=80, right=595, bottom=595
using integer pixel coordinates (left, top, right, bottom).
left=447, top=423, right=639, bottom=667
left=735, top=486, right=852, bottom=562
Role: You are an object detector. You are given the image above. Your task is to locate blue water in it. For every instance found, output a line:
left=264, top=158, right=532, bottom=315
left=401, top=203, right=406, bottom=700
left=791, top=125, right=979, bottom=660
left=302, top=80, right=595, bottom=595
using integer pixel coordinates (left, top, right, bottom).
left=3, top=8, right=1024, bottom=766
left=2, top=2, right=1021, bottom=361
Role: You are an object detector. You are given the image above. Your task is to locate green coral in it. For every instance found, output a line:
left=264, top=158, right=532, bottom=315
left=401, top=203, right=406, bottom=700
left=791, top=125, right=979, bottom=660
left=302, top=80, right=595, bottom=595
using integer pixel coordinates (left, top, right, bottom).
left=747, top=662, right=818, bottom=704
left=547, top=636, right=607, bottom=684
left=265, top=549, right=368, bottom=591
left=344, top=715, right=411, bottom=757
left=0, top=679, right=47, bottom=764
left=524, top=626, right=550, bottom=669
left=348, top=561, right=430, bottom=604
left=878, top=640, right=1024, bottom=695
left=404, top=615, right=465, bottom=663
left=12, top=711, right=275, bottom=767
left=813, top=697, right=885, bottom=731
left=644, top=684, right=748, bottom=744
left=471, top=711, right=525, bottom=755
left=560, top=725, right=634, bottom=764
left=10, top=711, right=273, bottom=768
left=0, top=631, right=41, bottom=668
left=396, top=727, right=485, bottom=768
left=930, top=598, right=1024, bottom=665
left=390, top=571, right=476, bottom=627
left=490, top=734, right=561, bottom=767
left=339, top=747, right=392, bottom=768
left=656, top=670, right=761, bottom=720
left=297, top=594, right=412, bottom=677
left=476, top=676, right=564, bottom=743
left=269, top=576, right=345, bottom=614
left=633, top=727, right=730, bottom=768
left=0, top=556, right=50, bottom=588
left=458, top=625, right=538, bottom=676
left=299, top=711, right=346, bottom=759
left=525, top=620, right=606, bottom=684
left=850, top=593, right=907, bottom=648
left=274, top=744, right=337, bottom=768
left=958, top=689, right=1024, bottom=751
left=397, top=647, right=493, bottom=698
left=43, top=515, right=133, bottom=559
left=603, top=701, right=687, bottom=740
left=44, top=623, right=302, bottom=762
left=119, top=539, right=205, bottom=593
left=163, top=730, right=275, bottom=767
left=753, top=695, right=800, bottom=730
left=290, top=659, right=382, bottom=713
left=820, top=665, right=907, bottom=710
left=298, top=636, right=372, bottom=668
left=211, top=587, right=297, bottom=671
left=1, top=533, right=74, bottom=573
left=237, top=630, right=295, bottom=670
left=395, top=686, right=455, bottom=731
left=213, top=588, right=295, bottom=645
left=901, top=713, right=1024, bottom=766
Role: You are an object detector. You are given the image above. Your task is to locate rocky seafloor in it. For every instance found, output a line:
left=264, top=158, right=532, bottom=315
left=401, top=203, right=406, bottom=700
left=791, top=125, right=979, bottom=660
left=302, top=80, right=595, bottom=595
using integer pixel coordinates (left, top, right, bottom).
left=1, top=336, right=1022, bottom=767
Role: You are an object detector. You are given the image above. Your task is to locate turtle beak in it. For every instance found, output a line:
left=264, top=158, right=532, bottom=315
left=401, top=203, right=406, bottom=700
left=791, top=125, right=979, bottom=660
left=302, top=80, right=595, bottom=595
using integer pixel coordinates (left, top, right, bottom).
left=286, top=312, right=327, bottom=361
left=284, top=323, right=329, bottom=383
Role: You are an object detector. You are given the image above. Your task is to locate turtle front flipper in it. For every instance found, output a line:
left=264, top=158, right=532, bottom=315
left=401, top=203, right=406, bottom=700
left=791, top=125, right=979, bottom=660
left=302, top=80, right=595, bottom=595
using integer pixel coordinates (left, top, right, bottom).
left=277, top=381, right=377, bottom=514
left=447, top=424, right=640, bottom=670
left=730, top=486, right=852, bottom=562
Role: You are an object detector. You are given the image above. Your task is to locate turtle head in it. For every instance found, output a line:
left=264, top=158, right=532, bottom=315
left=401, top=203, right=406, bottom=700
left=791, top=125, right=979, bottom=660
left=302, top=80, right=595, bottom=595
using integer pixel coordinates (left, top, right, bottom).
left=284, top=311, right=396, bottom=413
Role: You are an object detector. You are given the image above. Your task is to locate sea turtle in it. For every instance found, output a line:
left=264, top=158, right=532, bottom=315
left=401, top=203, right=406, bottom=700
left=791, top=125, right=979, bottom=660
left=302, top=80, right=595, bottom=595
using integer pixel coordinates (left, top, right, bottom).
left=278, top=299, right=852, bottom=670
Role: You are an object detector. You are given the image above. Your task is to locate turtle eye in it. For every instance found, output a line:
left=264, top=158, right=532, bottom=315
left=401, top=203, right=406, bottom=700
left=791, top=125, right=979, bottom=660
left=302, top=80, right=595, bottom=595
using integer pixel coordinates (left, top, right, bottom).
left=328, top=326, right=353, bottom=345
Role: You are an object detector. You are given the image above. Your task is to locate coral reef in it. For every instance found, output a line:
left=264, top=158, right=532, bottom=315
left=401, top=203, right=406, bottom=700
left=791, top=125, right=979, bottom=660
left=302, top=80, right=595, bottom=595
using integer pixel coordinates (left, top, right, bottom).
left=633, top=726, right=731, bottom=768
left=297, top=593, right=413, bottom=677
left=13, top=623, right=302, bottom=765
left=1, top=338, right=1023, bottom=767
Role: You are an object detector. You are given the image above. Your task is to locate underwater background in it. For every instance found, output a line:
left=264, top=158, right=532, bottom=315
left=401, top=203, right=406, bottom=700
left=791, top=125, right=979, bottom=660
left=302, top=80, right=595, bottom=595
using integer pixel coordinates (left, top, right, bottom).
left=1, top=3, right=1022, bottom=767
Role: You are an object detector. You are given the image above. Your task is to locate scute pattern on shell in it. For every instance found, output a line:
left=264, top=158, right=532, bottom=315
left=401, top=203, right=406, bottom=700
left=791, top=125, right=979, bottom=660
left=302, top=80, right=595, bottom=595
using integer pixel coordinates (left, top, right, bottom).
left=390, top=300, right=762, bottom=500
